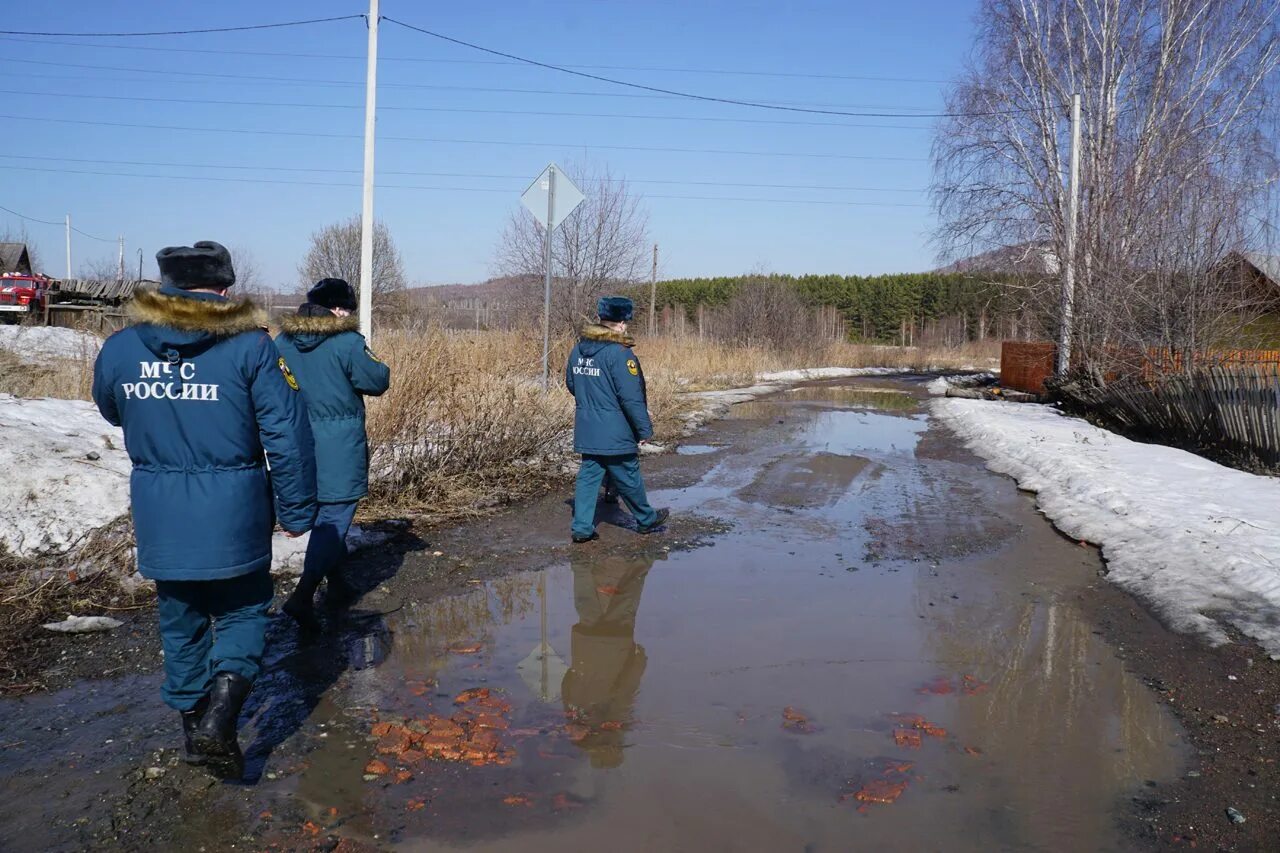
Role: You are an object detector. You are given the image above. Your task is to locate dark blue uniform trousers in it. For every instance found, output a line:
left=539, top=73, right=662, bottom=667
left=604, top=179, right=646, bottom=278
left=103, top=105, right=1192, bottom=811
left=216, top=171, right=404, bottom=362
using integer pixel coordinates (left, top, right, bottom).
left=154, top=571, right=274, bottom=711
left=300, top=501, right=358, bottom=584
left=573, top=454, right=659, bottom=538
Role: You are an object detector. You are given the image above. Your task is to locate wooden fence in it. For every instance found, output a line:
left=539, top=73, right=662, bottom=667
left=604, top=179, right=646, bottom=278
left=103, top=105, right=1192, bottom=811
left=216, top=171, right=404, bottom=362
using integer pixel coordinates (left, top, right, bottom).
left=1058, top=366, right=1280, bottom=471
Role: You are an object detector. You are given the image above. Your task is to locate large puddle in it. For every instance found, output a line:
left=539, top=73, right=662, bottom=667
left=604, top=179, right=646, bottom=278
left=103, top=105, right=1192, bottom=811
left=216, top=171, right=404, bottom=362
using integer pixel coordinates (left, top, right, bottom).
left=0, top=380, right=1186, bottom=851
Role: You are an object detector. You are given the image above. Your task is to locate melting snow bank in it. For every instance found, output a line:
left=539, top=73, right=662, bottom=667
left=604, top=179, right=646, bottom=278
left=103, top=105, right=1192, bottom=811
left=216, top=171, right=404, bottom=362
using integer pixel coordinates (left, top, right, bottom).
left=0, top=395, right=131, bottom=557
left=0, top=326, right=102, bottom=362
left=934, top=397, right=1280, bottom=658
left=0, top=394, right=392, bottom=576
left=926, top=372, right=998, bottom=396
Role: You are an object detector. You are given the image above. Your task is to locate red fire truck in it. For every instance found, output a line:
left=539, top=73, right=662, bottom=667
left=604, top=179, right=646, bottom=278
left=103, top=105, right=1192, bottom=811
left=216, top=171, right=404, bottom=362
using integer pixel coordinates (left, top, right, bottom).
left=0, top=273, right=54, bottom=322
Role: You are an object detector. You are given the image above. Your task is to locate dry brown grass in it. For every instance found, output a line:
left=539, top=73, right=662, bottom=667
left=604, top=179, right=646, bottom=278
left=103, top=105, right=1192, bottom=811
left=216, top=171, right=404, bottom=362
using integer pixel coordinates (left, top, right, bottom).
left=0, top=348, right=95, bottom=400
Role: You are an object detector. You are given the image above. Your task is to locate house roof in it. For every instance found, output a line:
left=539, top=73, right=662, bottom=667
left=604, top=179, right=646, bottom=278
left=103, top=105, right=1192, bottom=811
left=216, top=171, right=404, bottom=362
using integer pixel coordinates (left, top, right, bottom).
left=0, top=242, right=32, bottom=275
left=1240, top=252, right=1280, bottom=286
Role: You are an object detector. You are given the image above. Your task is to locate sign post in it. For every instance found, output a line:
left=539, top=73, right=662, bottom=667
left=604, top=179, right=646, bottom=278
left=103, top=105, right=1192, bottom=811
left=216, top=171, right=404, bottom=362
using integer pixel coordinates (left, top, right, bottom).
left=520, top=163, right=584, bottom=390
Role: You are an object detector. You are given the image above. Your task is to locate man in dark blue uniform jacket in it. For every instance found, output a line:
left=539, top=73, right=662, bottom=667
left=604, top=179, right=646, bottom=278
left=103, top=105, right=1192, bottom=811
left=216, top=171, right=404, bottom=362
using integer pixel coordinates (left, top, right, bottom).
left=274, top=278, right=391, bottom=629
left=565, top=296, right=670, bottom=543
left=92, top=241, right=317, bottom=777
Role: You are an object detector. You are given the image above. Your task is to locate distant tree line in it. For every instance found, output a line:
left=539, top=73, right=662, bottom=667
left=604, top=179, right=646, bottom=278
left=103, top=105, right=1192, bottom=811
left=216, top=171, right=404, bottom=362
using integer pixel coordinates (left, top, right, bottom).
left=641, top=272, right=1025, bottom=345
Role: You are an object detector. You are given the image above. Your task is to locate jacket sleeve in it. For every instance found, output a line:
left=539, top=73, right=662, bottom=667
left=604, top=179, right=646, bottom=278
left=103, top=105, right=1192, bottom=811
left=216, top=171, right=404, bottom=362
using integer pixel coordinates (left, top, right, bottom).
left=91, top=349, right=121, bottom=427
left=612, top=347, right=654, bottom=441
left=564, top=347, right=576, bottom=396
left=249, top=334, right=318, bottom=533
left=345, top=334, right=391, bottom=397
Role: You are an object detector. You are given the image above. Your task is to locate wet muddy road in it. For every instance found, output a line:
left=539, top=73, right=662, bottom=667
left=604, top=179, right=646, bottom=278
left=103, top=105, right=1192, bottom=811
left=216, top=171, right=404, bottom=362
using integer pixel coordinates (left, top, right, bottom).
left=0, top=378, right=1188, bottom=851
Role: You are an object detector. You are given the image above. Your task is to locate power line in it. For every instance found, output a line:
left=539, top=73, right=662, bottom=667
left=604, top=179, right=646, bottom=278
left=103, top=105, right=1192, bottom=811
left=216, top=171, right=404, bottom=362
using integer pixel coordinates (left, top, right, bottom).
left=0, top=165, right=930, bottom=208
left=0, top=14, right=363, bottom=38
left=0, top=57, right=946, bottom=112
left=0, top=202, right=113, bottom=241
left=0, top=35, right=949, bottom=85
left=0, top=113, right=930, bottom=162
left=384, top=18, right=1008, bottom=119
left=0, top=153, right=929, bottom=193
left=0, top=88, right=935, bottom=131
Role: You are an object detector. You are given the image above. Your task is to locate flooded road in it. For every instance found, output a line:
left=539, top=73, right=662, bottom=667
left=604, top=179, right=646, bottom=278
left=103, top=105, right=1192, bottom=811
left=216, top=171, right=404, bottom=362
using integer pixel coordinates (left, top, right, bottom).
left=0, top=378, right=1187, bottom=851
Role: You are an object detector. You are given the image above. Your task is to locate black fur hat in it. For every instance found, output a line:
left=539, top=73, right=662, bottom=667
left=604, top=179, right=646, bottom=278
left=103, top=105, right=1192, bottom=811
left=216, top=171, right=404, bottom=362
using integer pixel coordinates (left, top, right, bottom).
left=597, top=296, right=634, bottom=323
left=307, top=278, right=358, bottom=311
left=155, top=241, right=236, bottom=290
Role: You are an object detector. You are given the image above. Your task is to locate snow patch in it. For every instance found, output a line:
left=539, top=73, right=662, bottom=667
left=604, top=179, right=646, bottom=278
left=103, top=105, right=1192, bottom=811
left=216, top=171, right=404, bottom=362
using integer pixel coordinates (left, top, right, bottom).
left=756, top=367, right=910, bottom=383
left=926, top=372, right=998, bottom=396
left=270, top=525, right=396, bottom=576
left=0, top=395, right=131, bottom=557
left=0, top=326, right=102, bottom=362
left=933, top=397, right=1280, bottom=657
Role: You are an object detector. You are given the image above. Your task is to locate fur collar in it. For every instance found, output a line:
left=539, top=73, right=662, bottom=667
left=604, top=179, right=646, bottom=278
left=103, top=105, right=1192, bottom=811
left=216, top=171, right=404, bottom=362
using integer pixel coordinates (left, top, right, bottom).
left=581, top=323, right=635, bottom=347
left=129, top=289, right=266, bottom=336
left=279, top=313, right=360, bottom=337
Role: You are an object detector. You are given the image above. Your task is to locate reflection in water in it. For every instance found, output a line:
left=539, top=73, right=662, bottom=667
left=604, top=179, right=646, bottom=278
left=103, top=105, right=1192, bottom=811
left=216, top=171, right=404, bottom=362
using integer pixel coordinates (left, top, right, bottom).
left=562, top=552, right=654, bottom=769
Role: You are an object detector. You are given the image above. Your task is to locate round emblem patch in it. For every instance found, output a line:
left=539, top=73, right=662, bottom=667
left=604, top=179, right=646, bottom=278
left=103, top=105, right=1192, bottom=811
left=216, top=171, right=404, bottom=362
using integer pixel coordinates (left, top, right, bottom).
left=278, top=357, right=300, bottom=391
left=626, top=359, right=639, bottom=376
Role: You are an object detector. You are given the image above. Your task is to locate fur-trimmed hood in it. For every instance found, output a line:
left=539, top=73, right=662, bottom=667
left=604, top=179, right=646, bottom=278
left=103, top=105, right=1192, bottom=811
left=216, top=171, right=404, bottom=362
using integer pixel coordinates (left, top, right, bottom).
left=279, top=313, right=360, bottom=337
left=278, top=313, right=360, bottom=353
left=580, top=323, right=635, bottom=347
left=128, top=287, right=266, bottom=361
left=129, top=288, right=266, bottom=336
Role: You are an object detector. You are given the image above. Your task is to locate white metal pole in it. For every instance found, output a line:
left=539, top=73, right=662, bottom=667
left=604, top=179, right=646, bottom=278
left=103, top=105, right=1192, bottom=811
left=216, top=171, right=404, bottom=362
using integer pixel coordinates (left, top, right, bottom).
left=1057, top=92, right=1081, bottom=377
left=118, top=235, right=124, bottom=281
left=358, top=0, right=379, bottom=340
left=541, top=166, right=557, bottom=391
left=65, top=215, right=71, bottom=280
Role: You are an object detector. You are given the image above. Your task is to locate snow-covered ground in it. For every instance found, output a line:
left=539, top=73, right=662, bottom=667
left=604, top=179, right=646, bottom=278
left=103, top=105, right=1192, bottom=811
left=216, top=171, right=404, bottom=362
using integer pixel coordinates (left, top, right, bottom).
left=0, top=326, right=102, bottom=362
left=934, top=397, right=1280, bottom=657
left=0, top=395, right=130, bottom=556
left=0, top=394, right=388, bottom=574
left=926, top=372, right=998, bottom=395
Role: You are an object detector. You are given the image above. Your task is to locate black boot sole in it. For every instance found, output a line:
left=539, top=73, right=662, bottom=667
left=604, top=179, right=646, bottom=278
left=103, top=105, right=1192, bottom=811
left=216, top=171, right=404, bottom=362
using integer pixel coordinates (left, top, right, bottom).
left=571, top=533, right=600, bottom=544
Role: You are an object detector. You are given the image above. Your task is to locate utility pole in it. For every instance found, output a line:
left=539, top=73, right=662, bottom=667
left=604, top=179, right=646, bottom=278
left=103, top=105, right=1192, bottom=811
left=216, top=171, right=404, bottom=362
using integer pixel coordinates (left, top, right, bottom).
left=358, top=0, right=380, bottom=340
left=648, top=243, right=658, bottom=334
left=137, top=248, right=143, bottom=282
left=541, top=165, right=557, bottom=391
left=1056, top=92, right=1081, bottom=377
left=64, top=215, right=71, bottom=280
left=117, top=236, right=125, bottom=281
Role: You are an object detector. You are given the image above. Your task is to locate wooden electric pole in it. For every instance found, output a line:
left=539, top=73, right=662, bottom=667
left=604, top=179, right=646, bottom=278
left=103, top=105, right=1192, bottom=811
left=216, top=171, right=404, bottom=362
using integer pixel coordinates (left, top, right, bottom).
left=648, top=243, right=658, bottom=334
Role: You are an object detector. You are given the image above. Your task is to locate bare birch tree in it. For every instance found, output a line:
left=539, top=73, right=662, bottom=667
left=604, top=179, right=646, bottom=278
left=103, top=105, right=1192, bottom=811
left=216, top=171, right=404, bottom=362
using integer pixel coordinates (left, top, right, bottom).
left=299, top=216, right=408, bottom=317
left=933, top=0, right=1280, bottom=378
left=494, top=161, right=650, bottom=331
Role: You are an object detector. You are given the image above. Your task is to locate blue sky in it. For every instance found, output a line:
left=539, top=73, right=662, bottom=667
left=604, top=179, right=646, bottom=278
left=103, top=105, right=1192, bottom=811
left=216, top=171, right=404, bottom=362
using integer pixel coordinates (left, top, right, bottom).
left=0, top=1, right=976, bottom=287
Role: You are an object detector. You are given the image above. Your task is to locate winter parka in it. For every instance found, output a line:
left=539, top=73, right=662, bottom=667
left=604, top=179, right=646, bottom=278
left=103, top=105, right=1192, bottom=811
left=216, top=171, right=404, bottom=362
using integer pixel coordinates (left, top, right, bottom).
left=274, top=313, right=390, bottom=502
left=92, top=288, right=318, bottom=581
left=565, top=325, right=653, bottom=456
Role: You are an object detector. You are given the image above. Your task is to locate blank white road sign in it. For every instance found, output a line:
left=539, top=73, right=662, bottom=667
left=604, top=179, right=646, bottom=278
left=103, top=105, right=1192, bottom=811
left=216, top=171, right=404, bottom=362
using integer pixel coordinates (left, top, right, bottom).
left=520, top=163, right=585, bottom=230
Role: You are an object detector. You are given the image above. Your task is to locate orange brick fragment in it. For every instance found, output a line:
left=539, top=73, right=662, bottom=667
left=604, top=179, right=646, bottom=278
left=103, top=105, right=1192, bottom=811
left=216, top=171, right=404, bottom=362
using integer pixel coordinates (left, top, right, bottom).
left=449, top=642, right=484, bottom=655
left=917, top=676, right=954, bottom=695
left=503, top=794, right=534, bottom=807
left=474, top=713, right=510, bottom=730
left=964, top=745, right=983, bottom=756
left=394, top=770, right=413, bottom=784
left=406, top=797, right=427, bottom=812
left=364, top=759, right=390, bottom=775
left=371, top=721, right=394, bottom=737
left=302, top=820, right=321, bottom=836
left=893, top=729, right=922, bottom=749
left=454, top=687, right=491, bottom=704
left=854, top=778, right=908, bottom=804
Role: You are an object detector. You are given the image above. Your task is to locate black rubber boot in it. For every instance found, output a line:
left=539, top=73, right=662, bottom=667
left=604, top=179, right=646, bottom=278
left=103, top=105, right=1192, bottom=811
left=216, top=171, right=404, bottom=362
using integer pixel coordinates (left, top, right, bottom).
left=192, top=672, right=252, bottom=779
left=282, top=574, right=322, bottom=631
left=180, top=695, right=210, bottom=766
left=637, top=508, right=670, bottom=535
left=323, top=572, right=360, bottom=609
left=572, top=532, right=600, bottom=544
